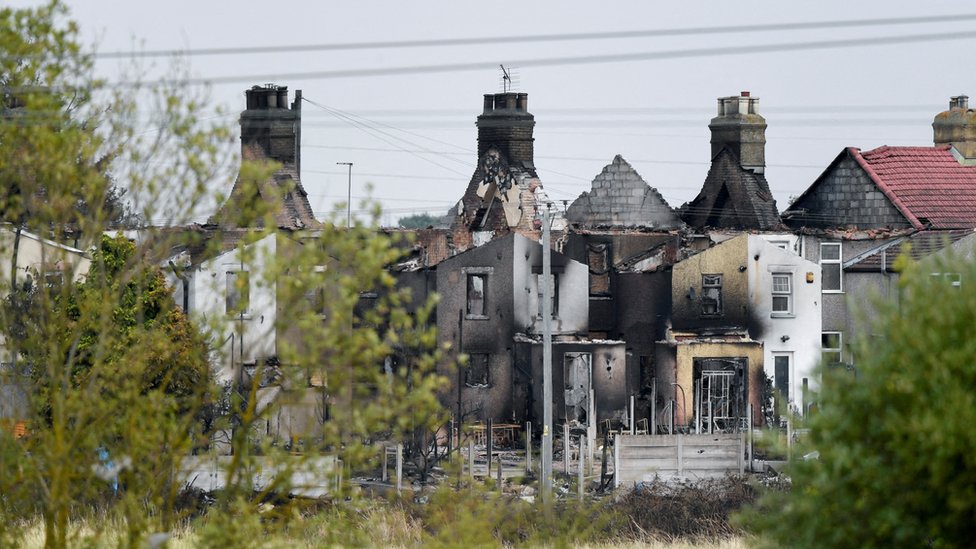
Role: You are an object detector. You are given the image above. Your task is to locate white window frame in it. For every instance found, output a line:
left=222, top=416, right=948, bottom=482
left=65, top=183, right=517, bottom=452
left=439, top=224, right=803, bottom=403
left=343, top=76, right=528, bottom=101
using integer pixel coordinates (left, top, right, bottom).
left=820, top=242, right=843, bottom=293
left=822, top=332, right=843, bottom=366
left=771, top=273, right=793, bottom=316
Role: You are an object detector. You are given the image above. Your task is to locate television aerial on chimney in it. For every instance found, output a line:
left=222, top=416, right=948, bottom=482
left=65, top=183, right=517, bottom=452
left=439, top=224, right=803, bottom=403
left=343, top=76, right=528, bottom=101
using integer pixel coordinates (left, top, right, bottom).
left=499, top=65, right=519, bottom=93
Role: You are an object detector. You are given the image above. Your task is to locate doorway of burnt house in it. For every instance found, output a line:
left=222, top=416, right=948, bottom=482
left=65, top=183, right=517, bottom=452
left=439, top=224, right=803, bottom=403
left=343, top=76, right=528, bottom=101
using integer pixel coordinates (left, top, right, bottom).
left=563, top=352, right=592, bottom=428
left=693, top=358, right=748, bottom=433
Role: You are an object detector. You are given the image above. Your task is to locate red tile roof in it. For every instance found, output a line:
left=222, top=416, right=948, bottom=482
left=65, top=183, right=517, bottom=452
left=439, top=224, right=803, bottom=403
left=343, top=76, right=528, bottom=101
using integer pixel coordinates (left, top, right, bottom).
left=852, top=145, right=976, bottom=229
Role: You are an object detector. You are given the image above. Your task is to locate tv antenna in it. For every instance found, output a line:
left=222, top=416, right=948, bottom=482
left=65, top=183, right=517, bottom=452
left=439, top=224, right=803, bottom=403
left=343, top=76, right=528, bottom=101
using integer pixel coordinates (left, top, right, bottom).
left=499, top=65, right=520, bottom=93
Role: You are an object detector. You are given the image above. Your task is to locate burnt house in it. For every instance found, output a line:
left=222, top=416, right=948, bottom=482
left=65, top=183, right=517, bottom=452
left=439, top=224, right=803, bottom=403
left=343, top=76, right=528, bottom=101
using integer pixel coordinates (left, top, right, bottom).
left=656, top=234, right=822, bottom=430
left=435, top=233, right=628, bottom=430
left=680, top=92, right=781, bottom=230
left=562, top=155, right=684, bottom=423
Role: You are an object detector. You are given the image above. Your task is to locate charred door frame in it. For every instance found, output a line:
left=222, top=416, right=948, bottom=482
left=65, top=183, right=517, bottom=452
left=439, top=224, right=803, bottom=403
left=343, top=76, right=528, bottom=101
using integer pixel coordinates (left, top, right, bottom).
left=692, top=357, right=747, bottom=433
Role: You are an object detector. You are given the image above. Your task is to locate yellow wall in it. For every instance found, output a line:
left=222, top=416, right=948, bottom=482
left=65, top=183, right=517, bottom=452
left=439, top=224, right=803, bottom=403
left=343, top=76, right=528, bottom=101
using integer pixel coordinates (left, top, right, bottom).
left=672, top=340, right=764, bottom=426
left=671, top=234, right=750, bottom=327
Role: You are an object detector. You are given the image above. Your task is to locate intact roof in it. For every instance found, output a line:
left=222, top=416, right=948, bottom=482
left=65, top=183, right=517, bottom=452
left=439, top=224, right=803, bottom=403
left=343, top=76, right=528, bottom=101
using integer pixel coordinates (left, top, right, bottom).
left=790, top=146, right=976, bottom=230
left=679, top=148, right=781, bottom=230
left=845, top=229, right=976, bottom=272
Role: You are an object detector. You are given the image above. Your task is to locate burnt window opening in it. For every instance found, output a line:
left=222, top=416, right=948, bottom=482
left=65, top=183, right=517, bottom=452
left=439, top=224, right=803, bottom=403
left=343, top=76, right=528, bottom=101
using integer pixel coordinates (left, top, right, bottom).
left=820, top=242, right=842, bottom=292
left=465, top=353, right=490, bottom=387
left=536, top=273, right=559, bottom=319
left=587, top=243, right=610, bottom=296
left=466, top=273, right=487, bottom=317
left=226, top=270, right=250, bottom=315
left=771, top=273, right=792, bottom=315
left=701, top=274, right=723, bottom=316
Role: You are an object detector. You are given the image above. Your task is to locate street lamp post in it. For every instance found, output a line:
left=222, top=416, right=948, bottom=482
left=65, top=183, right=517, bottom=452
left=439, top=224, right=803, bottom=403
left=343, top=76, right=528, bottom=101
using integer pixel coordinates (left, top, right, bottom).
left=336, top=162, right=353, bottom=227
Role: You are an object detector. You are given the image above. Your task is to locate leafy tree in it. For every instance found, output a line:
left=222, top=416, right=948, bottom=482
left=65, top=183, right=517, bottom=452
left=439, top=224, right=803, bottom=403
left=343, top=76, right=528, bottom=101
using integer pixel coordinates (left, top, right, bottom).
left=744, top=250, right=976, bottom=548
left=0, top=2, right=229, bottom=547
left=0, top=4, right=449, bottom=548
left=24, top=234, right=210, bottom=418
left=397, top=212, right=441, bottom=229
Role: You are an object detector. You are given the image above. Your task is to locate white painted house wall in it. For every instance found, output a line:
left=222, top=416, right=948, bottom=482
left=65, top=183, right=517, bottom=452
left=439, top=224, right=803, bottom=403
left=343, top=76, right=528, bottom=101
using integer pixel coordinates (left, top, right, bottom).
left=746, top=235, right=822, bottom=413
left=189, top=234, right=278, bottom=382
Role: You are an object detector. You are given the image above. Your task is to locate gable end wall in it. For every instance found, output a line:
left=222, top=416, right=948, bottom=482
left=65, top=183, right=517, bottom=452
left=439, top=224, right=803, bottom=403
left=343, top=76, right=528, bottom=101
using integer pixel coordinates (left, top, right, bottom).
left=790, top=156, right=911, bottom=229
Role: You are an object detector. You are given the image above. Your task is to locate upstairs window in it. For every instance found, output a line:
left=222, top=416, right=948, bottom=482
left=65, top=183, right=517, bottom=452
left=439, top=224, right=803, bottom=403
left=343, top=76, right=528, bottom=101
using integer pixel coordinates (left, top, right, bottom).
left=587, top=243, right=610, bottom=296
left=771, top=273, right=792, bottom=315
left=226, top=270, right=250, bottom=315
left=701, top=274, right=723, bottom=316
left=821, top=242, right=842, bottom=292
left=536, top=273, right=559, bottom=319
left=466, top=273, right=487, bottom=318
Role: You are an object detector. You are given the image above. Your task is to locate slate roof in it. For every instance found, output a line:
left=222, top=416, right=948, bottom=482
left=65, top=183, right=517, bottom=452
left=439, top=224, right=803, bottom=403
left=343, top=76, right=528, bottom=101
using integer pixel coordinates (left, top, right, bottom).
left=679, top=148, right=781, bottom=230
left=848, top=146, right=976, bottom=229
left=566, top=155, right=682, bottom=230
left=845, top=229, right=976, bottom=272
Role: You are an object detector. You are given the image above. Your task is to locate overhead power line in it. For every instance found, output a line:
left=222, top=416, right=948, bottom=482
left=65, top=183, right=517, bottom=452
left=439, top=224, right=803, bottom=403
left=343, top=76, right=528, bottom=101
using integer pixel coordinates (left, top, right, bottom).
left=148, top=29, right=976, bottom=86
left=93, top=14, right=976, bottom=59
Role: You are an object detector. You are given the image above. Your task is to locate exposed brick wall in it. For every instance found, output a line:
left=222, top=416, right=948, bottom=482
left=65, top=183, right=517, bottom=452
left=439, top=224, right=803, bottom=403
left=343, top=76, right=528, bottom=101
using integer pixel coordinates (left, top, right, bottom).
left=566, top=155, right=683, bottom=229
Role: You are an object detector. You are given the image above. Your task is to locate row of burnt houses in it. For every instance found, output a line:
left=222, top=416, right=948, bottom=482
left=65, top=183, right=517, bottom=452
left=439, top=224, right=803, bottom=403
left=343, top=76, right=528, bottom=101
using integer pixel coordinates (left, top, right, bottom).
left=174, top=84, right=975, bottom=443
left=394, top=89, right=976, bottom=436
left=10, top=84, right=971, bottom=445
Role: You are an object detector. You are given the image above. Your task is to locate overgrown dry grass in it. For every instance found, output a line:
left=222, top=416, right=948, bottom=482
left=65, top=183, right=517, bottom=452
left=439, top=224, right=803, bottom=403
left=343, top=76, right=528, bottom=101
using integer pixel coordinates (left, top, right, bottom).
left=13, top=477, right=761, bottom=548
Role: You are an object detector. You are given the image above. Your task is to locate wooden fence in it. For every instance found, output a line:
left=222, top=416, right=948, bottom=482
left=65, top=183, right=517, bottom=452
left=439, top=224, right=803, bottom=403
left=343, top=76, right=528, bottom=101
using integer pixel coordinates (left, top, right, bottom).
left=613, top=433, right=744, bottom=488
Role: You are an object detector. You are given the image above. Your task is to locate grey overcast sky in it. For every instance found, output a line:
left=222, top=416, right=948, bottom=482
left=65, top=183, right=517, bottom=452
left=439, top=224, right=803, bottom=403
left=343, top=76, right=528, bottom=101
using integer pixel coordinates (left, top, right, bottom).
left=13, top=1, right=976, bottom=225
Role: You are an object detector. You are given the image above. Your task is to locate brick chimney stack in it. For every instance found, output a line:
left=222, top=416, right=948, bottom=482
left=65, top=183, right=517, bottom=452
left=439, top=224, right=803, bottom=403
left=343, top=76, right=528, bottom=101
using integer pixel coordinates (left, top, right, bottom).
left=709, top=91, right=766, bottom=173
left=240, top=84, right=302, bottom=176
left=476, top=92, right=536, bottom=175
left=933, top=95, right=975, bottom=161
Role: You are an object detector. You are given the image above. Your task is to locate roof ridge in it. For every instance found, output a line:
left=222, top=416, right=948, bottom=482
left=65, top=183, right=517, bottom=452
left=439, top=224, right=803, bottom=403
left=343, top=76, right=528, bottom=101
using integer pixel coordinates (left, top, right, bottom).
left=848, top=147, right=925, bottom=230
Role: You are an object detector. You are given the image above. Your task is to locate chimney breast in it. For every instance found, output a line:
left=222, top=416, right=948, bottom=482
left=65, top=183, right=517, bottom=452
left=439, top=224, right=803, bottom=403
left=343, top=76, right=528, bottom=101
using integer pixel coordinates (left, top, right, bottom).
left=709, top=92, right=766, bottom=172
left=934, top=94, right=976, bottom=161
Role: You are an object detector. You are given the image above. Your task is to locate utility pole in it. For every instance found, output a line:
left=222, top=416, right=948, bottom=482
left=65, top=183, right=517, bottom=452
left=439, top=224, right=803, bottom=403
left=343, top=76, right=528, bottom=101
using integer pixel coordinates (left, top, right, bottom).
left=336, top=162, right=353, bottom=227
left=541, top=204, right=553, bottom=504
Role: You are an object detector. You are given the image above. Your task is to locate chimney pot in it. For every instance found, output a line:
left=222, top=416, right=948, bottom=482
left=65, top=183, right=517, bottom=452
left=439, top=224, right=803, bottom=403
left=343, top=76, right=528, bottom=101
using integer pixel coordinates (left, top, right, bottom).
left=483, top=94, right=494, bottom=113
